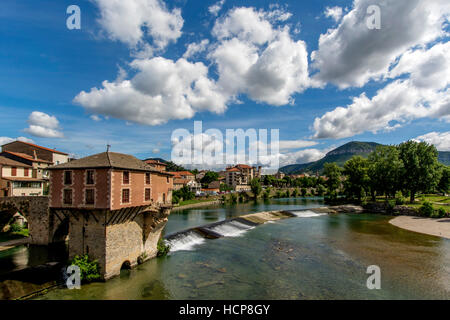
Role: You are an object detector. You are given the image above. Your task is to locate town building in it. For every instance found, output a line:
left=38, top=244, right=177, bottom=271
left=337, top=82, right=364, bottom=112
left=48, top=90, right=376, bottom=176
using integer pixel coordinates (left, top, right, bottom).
left=0, top=156, right=45, bottom=196
left=0, top=141, right=69, bottom=184
left=274, top=172, right=286, bottom=179
left=144, top=159, right=167, bottom=172
left=48, top=151, right=173, bottom=279
left=169, top=171, right=201, bottom=193
left=225, top=164, right=262, bottom=190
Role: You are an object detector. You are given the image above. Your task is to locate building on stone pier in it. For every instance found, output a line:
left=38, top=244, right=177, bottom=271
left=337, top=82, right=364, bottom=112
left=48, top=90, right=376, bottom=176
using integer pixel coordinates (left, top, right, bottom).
left=48, top=151, right=173, bottom=279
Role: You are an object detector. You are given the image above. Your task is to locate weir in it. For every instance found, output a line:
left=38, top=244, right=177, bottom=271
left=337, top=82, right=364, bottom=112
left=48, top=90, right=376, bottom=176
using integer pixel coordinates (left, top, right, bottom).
left=164, top=209, right=323, bottom=252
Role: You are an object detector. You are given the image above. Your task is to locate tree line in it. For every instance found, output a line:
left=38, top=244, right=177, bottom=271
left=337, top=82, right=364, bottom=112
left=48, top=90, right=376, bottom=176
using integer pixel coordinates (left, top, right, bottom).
left=323, top=141, right=449, bottom=203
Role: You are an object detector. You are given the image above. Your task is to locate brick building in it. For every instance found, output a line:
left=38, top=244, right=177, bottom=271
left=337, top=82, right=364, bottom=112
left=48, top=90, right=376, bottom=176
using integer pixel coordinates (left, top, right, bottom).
left=48, top=151, right=173, bottom=279
left=0, top=156, right=44, bottom=196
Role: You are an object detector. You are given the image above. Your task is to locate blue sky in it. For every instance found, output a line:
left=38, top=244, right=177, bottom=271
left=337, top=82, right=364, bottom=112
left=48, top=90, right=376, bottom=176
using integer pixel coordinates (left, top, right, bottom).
left=0, top=0, right=449, bottom=168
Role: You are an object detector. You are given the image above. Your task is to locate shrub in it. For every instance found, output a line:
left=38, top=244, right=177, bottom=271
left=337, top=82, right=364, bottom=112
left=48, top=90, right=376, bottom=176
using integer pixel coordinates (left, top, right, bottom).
left=157, top=239, right=170, bottom=257
left=301, top=188, right=307, bottom=197
left=70, top=255, right=101, bottom=283
left=438, top=207, right=447, bottom=218
left=419, top=201, right=434, bottom=217
left=9, top=223, right=23, bottom=233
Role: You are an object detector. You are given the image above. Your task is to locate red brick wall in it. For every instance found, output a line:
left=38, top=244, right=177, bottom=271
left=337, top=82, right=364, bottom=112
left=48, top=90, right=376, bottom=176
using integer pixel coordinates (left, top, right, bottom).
left=110, top=170, right=173, bottom=211
left=49, top=168, right=110, bottom=208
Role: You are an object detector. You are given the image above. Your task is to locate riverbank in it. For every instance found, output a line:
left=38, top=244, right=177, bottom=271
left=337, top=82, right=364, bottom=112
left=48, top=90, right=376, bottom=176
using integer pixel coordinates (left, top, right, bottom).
left=0, top=238, right=29, bottom=252
left=172, top=199, right=222, bottom=211
left=389, top=216, right=450, bottom=239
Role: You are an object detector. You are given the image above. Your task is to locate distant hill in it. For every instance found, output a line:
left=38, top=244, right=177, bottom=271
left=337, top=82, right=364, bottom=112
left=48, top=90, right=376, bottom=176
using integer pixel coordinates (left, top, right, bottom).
left=279, top=141, right=450, bottom=175
left=438, top=151, right=450, bottom=166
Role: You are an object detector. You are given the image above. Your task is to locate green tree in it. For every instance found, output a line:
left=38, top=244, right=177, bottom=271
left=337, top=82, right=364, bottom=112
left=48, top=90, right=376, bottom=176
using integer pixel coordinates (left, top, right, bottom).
left=437, top=165, right=450, bottom=195
left=301, top=188, right=307, bottom=197
left=316, top=184, right=326, bottom=196
left=367, top=146, right=403, bottom=200
left=398, top=141, right=441, bottom=202
left=200, top=171, right=219, bottom=185
left=250, top=178, right=262, bottom=198
left=343, top=156, right=369, bottom=202
left=323, top=163, right=341, bottom=196
left=173, top=186, right=194, bottom=201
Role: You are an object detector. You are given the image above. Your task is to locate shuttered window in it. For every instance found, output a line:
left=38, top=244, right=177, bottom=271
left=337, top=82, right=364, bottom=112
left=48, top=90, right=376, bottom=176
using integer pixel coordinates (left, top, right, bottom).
left=122, top=189, right=130, bottom=203
left=63, top=189, right=73, bottom=205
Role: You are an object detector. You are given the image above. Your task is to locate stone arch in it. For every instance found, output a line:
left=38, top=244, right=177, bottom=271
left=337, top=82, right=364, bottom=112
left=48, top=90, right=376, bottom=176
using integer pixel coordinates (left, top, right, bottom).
left=0, top=196, right=51, bottom=245
left=121, top=260, right=131, bottom=270
left=52, top=216, right=69, bottom=243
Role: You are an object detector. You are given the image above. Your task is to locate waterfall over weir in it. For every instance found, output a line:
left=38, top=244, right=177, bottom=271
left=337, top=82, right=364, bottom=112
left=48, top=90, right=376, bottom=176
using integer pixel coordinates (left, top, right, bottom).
left=164, top=209, right=327, bottom=253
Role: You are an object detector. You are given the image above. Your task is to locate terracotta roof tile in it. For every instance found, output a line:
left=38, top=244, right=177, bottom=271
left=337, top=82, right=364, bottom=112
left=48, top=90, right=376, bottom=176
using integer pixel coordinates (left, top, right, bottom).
left=0, top=156, right=32, bottom=167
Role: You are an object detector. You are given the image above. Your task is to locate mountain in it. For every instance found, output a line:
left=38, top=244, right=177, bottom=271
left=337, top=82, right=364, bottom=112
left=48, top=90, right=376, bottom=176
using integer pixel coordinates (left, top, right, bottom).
left=438, top=151, right=450, bottom=166
left=279, top=141, right=449, bottom=175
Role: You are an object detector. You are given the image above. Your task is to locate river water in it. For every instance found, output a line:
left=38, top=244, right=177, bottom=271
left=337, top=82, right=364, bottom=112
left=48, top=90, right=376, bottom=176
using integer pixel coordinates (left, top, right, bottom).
left=3, top=197, right=449, bottom=299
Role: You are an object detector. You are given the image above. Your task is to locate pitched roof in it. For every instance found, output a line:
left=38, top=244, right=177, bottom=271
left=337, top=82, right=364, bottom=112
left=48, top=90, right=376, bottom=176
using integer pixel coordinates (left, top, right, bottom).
left=0, top=156, right=32, bottom=167
left=173, top=178, right=190, bottom=185
left=48, top=152, right=170, bottom=174
left=2, top=140, right=68, bottom=155
left=168, top=171, right=194, bottom=176
left=236, top=164, right=252, bottom=169
left=144, top=159, right=167, bottom=166
left=226, top=167, right=240, bottom=172
left=2, top=151, right=53, bottom=163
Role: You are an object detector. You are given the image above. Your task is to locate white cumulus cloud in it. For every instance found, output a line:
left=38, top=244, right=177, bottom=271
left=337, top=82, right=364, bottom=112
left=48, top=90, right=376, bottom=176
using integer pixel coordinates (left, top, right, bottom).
left=24, top=111, right=64, bottom=138
left=414, top=132, right=450, bottom=151
left=93, top=0, right=183, bottom=51
left=312, top=0, right=450, bottom=88
left=324, top=6, right=343, bottom=22
left=74, top=57, right=228, bottom=125
left=313, top=40, right=450, bottom=139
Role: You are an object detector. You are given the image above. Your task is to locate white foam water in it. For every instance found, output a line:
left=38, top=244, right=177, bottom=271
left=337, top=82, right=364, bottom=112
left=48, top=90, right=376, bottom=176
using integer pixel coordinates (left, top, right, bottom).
left=290, top=210, right=326, bottom=218
left=207, top=220, right=254, bottom=238
left=166, top=231, right=206, bottom=252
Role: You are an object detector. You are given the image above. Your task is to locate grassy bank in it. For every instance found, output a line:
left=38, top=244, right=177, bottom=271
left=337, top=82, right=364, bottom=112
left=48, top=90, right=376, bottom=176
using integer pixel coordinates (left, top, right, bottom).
left=178, top=198, right=218, bottom=207
left=0, top=229, right=29, bottom=243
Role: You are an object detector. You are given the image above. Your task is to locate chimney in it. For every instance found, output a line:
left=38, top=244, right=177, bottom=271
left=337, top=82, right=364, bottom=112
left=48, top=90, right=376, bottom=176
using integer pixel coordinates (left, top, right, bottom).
left=33, top=150, right=37, bottom=160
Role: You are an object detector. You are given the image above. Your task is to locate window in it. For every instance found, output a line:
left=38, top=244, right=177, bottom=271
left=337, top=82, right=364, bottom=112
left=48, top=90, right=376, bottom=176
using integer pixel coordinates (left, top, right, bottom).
left=162, top=193, right=166, bottom=203
left=85, top=189, right=95, bottom=205
left=63, top=189, right=73, bottom=205
left=145, top=172, right=151, bottom=184
left=166, top=176, right=169, bottom=183
left=86, top=170, right=95, bottom=185
left=122, top=189, right=130, bottom=203
left=11, top=167, right=17, bottom=176
left=64, top=171, right=72, bottom=185
left=145, top=188, right=151, bottom=201
left=24, top=168, right=29, bottom=177
left=123, top=171, right=130, bottom=184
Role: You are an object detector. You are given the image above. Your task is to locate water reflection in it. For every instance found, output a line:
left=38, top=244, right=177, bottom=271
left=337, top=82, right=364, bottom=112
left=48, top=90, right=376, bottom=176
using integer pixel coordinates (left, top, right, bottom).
left=2, top=197, right=447, bottom=300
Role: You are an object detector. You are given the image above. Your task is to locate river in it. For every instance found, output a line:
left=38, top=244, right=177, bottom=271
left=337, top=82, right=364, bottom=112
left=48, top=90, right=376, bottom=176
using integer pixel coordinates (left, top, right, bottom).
left=2, top=197, right=450, bottom=299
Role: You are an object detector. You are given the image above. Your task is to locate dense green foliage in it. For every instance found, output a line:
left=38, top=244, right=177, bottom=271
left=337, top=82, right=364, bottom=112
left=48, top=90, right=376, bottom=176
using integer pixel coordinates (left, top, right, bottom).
left=157, top=239, right=170, bottom=257
left=398, top=141, right=441, bottom=202
left=200, top=171, right=219, bottom=185
left=70, top=255, right=101, bottom=282
left=437, top=166, right=450, bottom=194
left=323, top=163, right=341, bottom=198
left=250, top=178, right=262, bottom=198
left=343, top=156, right=369, bottom=202
left=172, top=186, right=195, bottom=204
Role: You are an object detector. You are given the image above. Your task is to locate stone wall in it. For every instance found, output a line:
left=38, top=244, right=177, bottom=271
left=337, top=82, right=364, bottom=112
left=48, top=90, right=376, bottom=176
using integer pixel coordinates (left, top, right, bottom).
left=0, top=196, right=52, bottom=245
left=67, top=209, right=107, bottom=273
